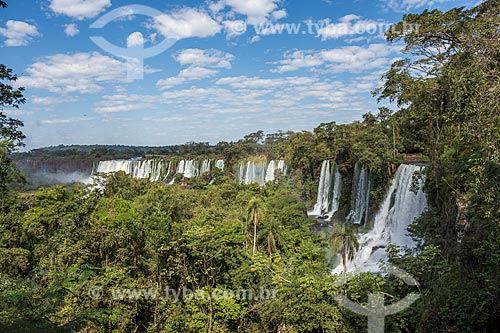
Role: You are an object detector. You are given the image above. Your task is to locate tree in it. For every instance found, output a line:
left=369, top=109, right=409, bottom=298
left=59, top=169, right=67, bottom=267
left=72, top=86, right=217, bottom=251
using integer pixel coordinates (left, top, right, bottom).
left=0, top=65, right=25, bottom=109
left=377, top=2, right=500, bottom=331
left=242, top=130, right=264, bottom=144
left=247, top=197, right=263, bottom=256
left=330, top=224, right=359, bottom=274
left=1, top=65, right=26, bottom=190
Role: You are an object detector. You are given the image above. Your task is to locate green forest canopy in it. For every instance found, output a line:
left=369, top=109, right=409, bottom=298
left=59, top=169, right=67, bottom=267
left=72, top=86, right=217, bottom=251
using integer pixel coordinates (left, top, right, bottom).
left=1, top=1, right=499, bottom=332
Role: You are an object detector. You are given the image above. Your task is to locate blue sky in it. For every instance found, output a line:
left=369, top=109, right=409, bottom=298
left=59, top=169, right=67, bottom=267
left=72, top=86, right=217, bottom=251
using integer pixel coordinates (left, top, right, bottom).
left=0, top=0, right=473, bottom=149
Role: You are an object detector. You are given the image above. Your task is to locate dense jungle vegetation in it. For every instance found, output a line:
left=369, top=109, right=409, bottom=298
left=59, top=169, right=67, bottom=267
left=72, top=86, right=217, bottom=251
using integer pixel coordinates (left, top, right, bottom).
left=1, top=1, right=499, bottom=332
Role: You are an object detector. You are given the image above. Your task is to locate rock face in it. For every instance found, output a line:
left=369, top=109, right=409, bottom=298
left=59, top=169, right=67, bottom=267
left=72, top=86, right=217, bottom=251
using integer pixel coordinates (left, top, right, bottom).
left=14, top=158, right=96, bottom=185
left=15, top=159, right=95, bottom=174
left=401, top=153, right=424, bottom=164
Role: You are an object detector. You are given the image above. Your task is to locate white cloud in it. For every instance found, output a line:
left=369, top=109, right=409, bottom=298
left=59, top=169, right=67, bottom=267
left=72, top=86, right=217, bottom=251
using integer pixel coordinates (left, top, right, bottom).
left=151, top=8, right=222, bottom=40
left=383, top=0, right=451, bottom=11
left=272, top=44, right=401, bottom=73
left=216, top=76, right=318, bottom=89
left=126, top=32, right=144, bottom=47
left=89, top=71, right=384, bottom=136
left=40, top=117, right=93, bottom=124
left=148, top=33, right=157, bottom=43
left=249, top=35, right=261, bottom=43
left=317, top=15, right=390, bottom=40
left=3, top=109, right=34, bottom=116
left=157, top=49, right=234, bottom=90
left=340, top=14, right=362, bottom=22
left=157, top=66, right=218, bottom=89
left=178, top=66, right=218, bottom=80
left=17, top=52, right=130, bottom=94
left=270, top=50, right=323, bottom=73
left=175, top=49, right=234, bottom=69
left=94, top=103, right=151, bottom=114
left=92, top=93, right=158, bottom=114
left=272, top=9, right=287, bottom=20
left=0, top=20, right=39, bottom=46
left=320, top=44, right=400, bottom=72
left=215, top=0, right=285, bottom=25
left=31, top=96, right=79, bottom=105
left=49, top=0, right=111, bottom=20
left=63, top=23, right=79, bottom=37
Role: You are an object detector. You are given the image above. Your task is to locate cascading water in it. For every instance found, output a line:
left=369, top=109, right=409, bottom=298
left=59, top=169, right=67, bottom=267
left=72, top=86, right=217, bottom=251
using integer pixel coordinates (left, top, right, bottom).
left=237, top=160, right=287, bottom=185
left=277, top=160, right=287, bottom=176
left=333, top=164, right=428, bottom=274
left=347, top=162, right=371, bottom=225
left=89, top=158, right=225, bottom=184
left=245, top=161, right=265, bottom=185
left=215, top=160, right=224, bottom=171
left=265, top=160, right=276, bottom=182
left=182, top=160, right=198, bottom=178
left=176, top=160, right=185, bottom=176
left=200, top=160, right=211, bottom=174
left=308, top=160, right=342, bottom=221
left=93, top=160, right=131, bottom=175
left=330, top=164, right=342, bottom=217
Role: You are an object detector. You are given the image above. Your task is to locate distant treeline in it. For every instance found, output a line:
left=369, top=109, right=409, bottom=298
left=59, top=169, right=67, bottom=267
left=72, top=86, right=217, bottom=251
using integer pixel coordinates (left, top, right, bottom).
left=12, top=142, right=217, bottom=161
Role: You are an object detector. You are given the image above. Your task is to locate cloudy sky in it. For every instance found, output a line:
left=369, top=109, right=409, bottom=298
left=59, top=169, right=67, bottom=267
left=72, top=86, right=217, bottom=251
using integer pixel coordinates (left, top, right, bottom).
left=1, top=0, right=473, bottom=149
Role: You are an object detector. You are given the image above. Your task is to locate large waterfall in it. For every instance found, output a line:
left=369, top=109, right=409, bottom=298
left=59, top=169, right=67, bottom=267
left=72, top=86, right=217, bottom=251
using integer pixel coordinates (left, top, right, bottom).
left=333, top=164, right=427, bottom=274
left=91, top=159, right=224, bottom=183
left=237, top=160, right=287, bottom=186
left=94, top=160, right=172, bottom=182
left=347, top=162, right=371, bottom=225
left=308, top=160, right=342, bottom=221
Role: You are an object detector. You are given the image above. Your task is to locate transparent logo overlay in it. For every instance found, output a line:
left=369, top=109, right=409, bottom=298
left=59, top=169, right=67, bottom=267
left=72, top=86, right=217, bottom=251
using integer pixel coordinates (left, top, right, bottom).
left=333, top=264, right=420, bottom=333
left=89, top=5, right=177, bottom=80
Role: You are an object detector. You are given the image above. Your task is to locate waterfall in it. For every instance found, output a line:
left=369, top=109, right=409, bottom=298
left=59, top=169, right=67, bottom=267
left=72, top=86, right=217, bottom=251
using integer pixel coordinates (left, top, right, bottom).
left=244, top=161, right=265, bottom=185
left=176, top=160, right=185, bottom=175
left=237, top=159, right=287, bottom=185
left=200, top=159, right=211, bottom=174
left=164, top=161, right=172, bottom=181
left=265, top=160, right=276, bottom=182
left=308, top=160, right=342, bottom=221
left=182, top=160, right=198, bottom=178
left=277, top=160, right=287, bottom=176
left=90, top=158, right=224, bottom=183
left=91, top=158, right=280, bottom=185
left=238, top=162, right=246, bottom=183
left=347, top=162, right=371, bottom=225
left=330, top=165, right=342, bottom=217
left=93, top=160, right=130, bottom=174
left=215, top=160, right=224, bottom=171
left=333, top=164, right=427, bottom=274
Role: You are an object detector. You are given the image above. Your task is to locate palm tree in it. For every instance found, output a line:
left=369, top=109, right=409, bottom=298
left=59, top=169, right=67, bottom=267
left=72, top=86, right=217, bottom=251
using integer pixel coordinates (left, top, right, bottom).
left=247, top=198, right=262, bottom=256
left=266, top=228, right=277, bottom=263
left=330, top=224, right=359, bottom=274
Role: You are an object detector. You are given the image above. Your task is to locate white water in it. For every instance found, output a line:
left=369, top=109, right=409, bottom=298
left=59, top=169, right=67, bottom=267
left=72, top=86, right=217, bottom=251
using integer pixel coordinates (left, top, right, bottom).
left=200, top=160, right=210, bottom=174
left=215, top=160, right=225, bottom=171
left=308, top=160, right=342, bottom=221
left=347, top=162, right=371, bottom=225
left=183, top=160, right=198, bottom=178
left=265, top=160, right=276, bottom=182
left=333, top=164, right=427, bottom=274
left=237, top=160, right=287, bottom=186
left=89, top=158, right=224, bottom=183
